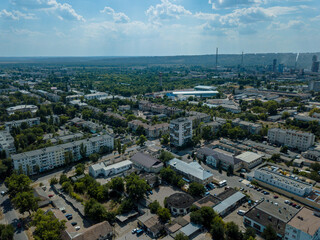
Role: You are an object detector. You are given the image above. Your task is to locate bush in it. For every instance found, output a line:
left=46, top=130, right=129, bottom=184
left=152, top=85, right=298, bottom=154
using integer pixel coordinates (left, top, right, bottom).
left=50, top=177, right=58, bottom=185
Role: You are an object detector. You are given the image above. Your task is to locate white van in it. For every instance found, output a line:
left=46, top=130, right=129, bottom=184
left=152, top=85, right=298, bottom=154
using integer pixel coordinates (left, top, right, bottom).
left=237, top=210, right=246, bottom=216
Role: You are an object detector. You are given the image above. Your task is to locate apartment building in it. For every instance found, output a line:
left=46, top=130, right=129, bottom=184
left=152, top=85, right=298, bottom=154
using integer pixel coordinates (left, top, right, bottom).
left=232, top=118, right=262, bottom=134
left=128, top=120, right=169, bottom=138
left=254, top=167, right=313, bottom=197
left=84, top=92, right=108, bottom=101
left=170, top=118, right=192, bottom=147
left=268, top=128, right=315, bottom=151
left=11, top=134, right=114, bottom=175
left=5, top=117, right=40, bottom=130
left=187, top=111, right=211, bottom=128
left=66, top=95, right=82, bottom=102
left=139, top=100, right=182, bottom=116
left=209, top=148, right=242, bottom=171
left=284, top=208, right=320, bottom=240
left=6, top=105, right=38, bottom=115
left=0, top=131, right=16, bottom=156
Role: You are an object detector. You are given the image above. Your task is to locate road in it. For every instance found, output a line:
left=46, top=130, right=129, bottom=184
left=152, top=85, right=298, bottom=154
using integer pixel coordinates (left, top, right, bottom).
left=0, top=185, right=28, bottom=240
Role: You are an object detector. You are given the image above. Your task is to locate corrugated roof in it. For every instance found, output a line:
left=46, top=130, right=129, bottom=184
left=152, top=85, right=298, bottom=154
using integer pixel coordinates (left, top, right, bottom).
left=180, top=223, right=201, bottom=237
left=213, top=191, right=245, bottom=214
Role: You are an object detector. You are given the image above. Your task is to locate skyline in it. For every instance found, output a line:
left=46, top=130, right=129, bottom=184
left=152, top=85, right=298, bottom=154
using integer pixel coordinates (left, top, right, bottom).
left=0, top=0, right=319, bottom=56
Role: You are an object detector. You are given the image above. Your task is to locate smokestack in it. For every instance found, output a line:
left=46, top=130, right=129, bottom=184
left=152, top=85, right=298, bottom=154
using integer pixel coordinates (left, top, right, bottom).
left=216, top=47, right=218, bottom=70
left=159, top=72, right=163, bottom=87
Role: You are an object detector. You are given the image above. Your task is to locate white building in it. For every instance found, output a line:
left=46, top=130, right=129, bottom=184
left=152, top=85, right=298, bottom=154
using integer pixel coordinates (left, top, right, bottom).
left=5, top=117, right=40, bottom=130
left=194, top=85, right=217, bottom=91
left=236, top=152, right=263, bottom=169
left=12, top=134, right=114, bottom=175
left=66, top=95, right=83, bottom=102
left=84, top=92, right=108, bottom=101
left=89, top=160, right=132, bottom=178
left=168, top=158, right=213, bottom=185
left=0, top=131, right=16, bottom=156
left=254, top=167, right=313, bottom=197
left=268, top=128, right=315, bottom=151
left=285, top=208, right=320, bottom=240
left=170, top=118, right=192, bottom=147
left=6, top=105, right=38, bottom=115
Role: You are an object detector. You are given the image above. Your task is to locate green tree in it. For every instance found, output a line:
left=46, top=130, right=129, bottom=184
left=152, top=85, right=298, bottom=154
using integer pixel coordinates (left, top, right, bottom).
left=160, top=134, right=170, bottom=145
left=62, top=181, right=73, bottom=194
left=118, top=198, right=134, bottom=214
left=0, top=224, right=14, bottom=240
left=122, top=144, right=127, bottom=154
left=126, top=173, right=149, bottom=200
left=109, top=177, right=124, bottom=192
left=136, top=135, right=147, bottom=147
left=188, top=182, right=206, bottom=197
left=149, top=200, right=161, bottom=214
left=280, top=146, right=288, bottom=154
left=50, top=177, right=58, bottom=185
left=261, top=224, right=277, bottom=240
left=157, top=207, right=171, bottom=223
left=5, top=174, right=32, bottom=198
left=159, top=150, right=174, bottom=163
left=32, top=209, right=66, bottom=240
left=89, top=153, right=100, bottom=162
left=225, top=222, right=241, bottom=240
left=80, top=143, right=87, bottom=160
left=243, top=227, right=256, bottom=240
left=190, top=207, right=217, bottom=229
left=84, top=199, right=109, bottom=223
left=59, top=174, right=68, bottom=185
left=174, top=233, right=189, bottom=240
left=202, top=125, right=213, bottom=141
left=75, top=163, right=85, bottom=176
left=210, top=221, right=225, bottom=240
left=64, top=151, right=73, bottom=165
left=12, top=191, right=39, bottom=215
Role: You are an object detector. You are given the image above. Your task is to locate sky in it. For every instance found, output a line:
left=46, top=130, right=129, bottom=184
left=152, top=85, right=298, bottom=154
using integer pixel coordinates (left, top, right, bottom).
left=0, top=0, right=319, bottom=56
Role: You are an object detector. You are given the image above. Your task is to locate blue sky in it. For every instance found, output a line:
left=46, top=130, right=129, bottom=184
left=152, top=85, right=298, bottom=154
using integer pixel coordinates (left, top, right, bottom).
left=0, top=0, right=319, bottom=56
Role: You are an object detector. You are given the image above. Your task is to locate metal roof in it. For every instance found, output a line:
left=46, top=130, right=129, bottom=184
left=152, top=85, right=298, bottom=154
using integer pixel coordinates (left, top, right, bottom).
left=180, top=223, right=201, bottom=237
left=213, top=191, right=245, bottom=214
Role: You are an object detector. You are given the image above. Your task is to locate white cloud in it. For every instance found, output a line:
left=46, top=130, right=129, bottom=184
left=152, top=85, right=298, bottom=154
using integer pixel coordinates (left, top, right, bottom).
left=146, top=0, right=191, bottom=21
left=100, top=7, right=130, bottom=23
left=194, top=12, right=219, bottom=21
left=10, top=0, right=84, bottom=21
left=209, top=0, right=262, bottom=9
left=0, top=9, right=36, bottom=20
left=269, top=20, right=304, bottom=30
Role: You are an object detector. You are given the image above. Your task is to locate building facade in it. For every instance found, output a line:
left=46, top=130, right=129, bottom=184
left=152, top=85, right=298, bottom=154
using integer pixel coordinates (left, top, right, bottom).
left=89, top=160, right=132, bottom=178
left=170, top=118, right=192, bottom=147
left=6, top=105, right=38, bottom=115
left=5, top=117, right=40, bottom=130
left=12, top=134, right=114, bottom=175
left=268, top=128, right=315, bottom=151
left=0, top=131, right=16, bottom=156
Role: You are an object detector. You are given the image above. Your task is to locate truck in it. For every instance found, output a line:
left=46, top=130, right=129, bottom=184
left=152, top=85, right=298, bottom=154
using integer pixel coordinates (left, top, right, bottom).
left=218, top=180, right=227, bottom=188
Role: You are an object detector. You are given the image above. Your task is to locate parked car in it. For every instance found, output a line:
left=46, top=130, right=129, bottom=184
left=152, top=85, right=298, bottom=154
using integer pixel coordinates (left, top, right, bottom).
left=292, top=203, right=297, bottom=207
left=71, top=222, right=77, bottom=226
left=136, top=229, right=144, bottom=236
left=240, top=188, right=244, bottom=191
left=48, top=194, right=54, bottom=198
left=284, top=200, right=290, bottom=204
left=239, top=179, right=243, bottom=182
left=1, top=191, right=6, bottom=196
left=274, top=195, right=279, bottom=199
left=237, top=210, right=246, bottom=216
left=132, top=228, right=138, bottom=234
left=75, top=226, right=80, bottom=231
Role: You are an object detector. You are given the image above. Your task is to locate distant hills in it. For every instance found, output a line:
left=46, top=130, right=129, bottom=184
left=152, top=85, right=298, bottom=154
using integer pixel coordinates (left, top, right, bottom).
left=0, top=52, right=319, bottom=69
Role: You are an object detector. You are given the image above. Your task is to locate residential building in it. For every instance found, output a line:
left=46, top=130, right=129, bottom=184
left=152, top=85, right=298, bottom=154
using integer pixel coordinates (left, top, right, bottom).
left=5, top=117, right=40, bottom=130
left=138, top=215, right=164, bottom=239
left=119, top=105, right=131, bottom=111
left=309, top=81, right=320, bottom=92
left=170, top=118, right=192, bottom=147
left=37, top=90, right=61, bottom=102
left=168, top=158, right=213, bottom=185
left=244, top=200, right=300, bottom=239
left=128, top=120, right=169, bottom=138
left=236, top=152, right=263, bottom=169
left=6, top=105, right=38, bottom=115
left=0, top=130, right=16, bottom=156
left=294, top=115, right=320, bottom=124
left=89, top=160, right=132, bottom=178
left=66, top=95, right=82, bottom=102
left=209, top=148, right=242, bottom=171
left=166, top=193, right=195, bottom=216
left=187, top=111, right=211, bottom=128
left=84, top=92, right=108, bottom=101
left=254, top=167, right=313, bottom=197
left=11, top=134, right=114, bottom=175
left=268, top=128, right=315, bottom=151
left=302, top=149, right=320, bottom=161
left=232, top=118, right=262, bottom=134
left=284, top=208, right=320, bottom=240
left=130, top=152, right=163, bottom=173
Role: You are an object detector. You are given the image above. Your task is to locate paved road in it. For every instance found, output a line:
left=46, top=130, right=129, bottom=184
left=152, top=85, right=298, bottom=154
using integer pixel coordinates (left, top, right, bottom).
left=0, top=185, right=28, bottom=240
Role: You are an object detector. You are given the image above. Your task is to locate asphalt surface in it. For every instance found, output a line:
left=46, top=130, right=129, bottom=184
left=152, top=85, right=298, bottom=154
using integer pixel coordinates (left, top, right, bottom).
left=0, top=185, right=28, bottom=240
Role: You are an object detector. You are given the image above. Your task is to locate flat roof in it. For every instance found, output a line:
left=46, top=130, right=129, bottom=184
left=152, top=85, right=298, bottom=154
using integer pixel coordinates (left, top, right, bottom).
left=180, top=223, right=201, bottom=237
left=287, top=208, right=320, bottom=236
left=172, top=91, right=219, bottom=95
left=236, top=152, right=262, bottom=163
left=213, top=191, right=245, bottom=214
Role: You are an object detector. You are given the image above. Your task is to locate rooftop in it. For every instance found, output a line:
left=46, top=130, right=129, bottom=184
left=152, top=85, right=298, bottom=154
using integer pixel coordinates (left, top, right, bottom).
left=168, top=158, right=213, bottom=181
left=193, top=195, right=221, bottom=208
left=167, top=193, right=195, bottom=209
left=287, top=208, right=320, bottom=236
left=213, top=191, right=246, bottom=214
left=236, top=152, right=262, bottom=163
left=131, top=152, right=163, bottom=169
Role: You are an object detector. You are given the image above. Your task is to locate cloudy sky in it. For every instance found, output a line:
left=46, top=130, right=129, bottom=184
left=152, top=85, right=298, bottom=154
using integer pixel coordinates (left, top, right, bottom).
left=0, top=0, right=319, bottom=56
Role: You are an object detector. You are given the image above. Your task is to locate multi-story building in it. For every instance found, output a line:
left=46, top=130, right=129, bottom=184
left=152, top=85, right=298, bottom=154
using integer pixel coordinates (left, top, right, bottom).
left=11, top=134, right=114, bottom=175
left=209, top=148, right=242, bottom=171
left=308, top=81, right=320, bottom=92
left=128, top=120, right=169, bottom=138
left=66, top=95, right=83, bottom=102
left=254, top=167, right=313, bottom=197
left=0, top=131, right=16, bottom=156
left=187, top=111, right=211, bottom=128
left=170, top=118, right=192, bottom=147
left=235, top=152, right=263, bottom=169
left=5, top=117, right=40, bottom=130
left=168, top=158, right=213, bottom=185
left=84, top=92, right=108, bottom=101
left=268, top=128, right=315, bottom=151
left=232, top=118, right=262, bottom=134
left=284, top=208, right=320, bottom=240
left=6, top=105, right=38, bottom=115
left=138, top=100, right=182, bottom=116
